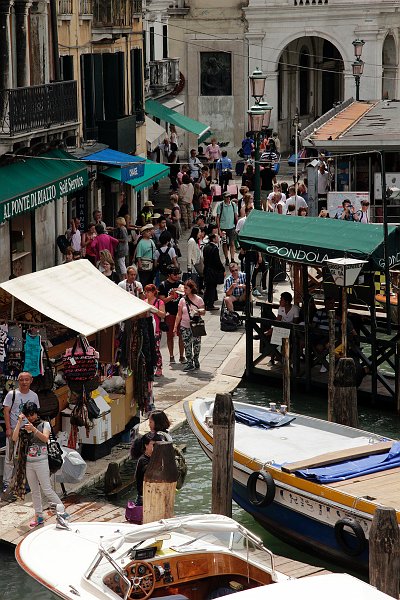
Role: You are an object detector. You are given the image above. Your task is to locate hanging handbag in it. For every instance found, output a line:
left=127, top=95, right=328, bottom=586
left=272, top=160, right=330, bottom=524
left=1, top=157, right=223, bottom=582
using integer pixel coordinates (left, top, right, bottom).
left=87, top=396, right=101, bottom=420
left=31, top=345, right=54, bottom=393
left=160, top=321, right=169, bottom=332
left=63, top=335, right=98, bottom=382
left=47, top=425, right=63, bottom=474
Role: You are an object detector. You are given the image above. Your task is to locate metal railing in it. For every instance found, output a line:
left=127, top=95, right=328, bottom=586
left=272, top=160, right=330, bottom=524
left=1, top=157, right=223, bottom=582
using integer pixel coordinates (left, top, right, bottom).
left=79, top=0, right=93, bottom=15
left=93, top=0, right=132, bottom=27
left=133, top=0, right=142, bottom=14
left=149, top=58, right=180, bottom=91
left=0, top=81, right=78, bottom=136
left=58, top=0, right=72, bottom=14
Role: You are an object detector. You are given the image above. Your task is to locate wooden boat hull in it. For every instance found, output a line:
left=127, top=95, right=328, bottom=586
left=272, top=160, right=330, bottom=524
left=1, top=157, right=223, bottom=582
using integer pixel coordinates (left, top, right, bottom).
left=184, top=398, right=397, bottom=572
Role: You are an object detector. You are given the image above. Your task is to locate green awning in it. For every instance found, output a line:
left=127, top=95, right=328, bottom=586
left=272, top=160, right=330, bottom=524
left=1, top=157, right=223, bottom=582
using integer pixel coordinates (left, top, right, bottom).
left=145, top=99, right=211, bottom=143
left=0, top=149, right=88, bottom=222
left=103, top=159, right=169, bottom=192
left=239, top=211, right=400, bottom=271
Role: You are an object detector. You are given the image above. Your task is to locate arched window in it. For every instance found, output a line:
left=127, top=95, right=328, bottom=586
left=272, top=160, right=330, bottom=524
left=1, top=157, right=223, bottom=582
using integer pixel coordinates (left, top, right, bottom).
left=299, top=49, right=309, bottom=115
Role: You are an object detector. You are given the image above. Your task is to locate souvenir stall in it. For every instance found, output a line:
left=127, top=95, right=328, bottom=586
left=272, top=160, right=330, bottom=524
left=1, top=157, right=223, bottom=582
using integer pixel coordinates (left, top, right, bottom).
left=0, top=261, right=153, bottom=462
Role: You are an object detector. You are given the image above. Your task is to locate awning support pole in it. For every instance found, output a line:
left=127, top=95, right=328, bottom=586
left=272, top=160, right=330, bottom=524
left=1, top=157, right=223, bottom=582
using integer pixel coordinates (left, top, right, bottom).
left=10, top=296, right=14, bottom=321
left=245, top=251, right=253, bottom=379
left=380, top=150, right=391, bottom=334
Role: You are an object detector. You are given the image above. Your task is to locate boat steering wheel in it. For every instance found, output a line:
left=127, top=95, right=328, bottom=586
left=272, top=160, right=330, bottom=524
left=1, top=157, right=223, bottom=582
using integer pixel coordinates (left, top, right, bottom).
left=124, top=560, right=156, bottom=600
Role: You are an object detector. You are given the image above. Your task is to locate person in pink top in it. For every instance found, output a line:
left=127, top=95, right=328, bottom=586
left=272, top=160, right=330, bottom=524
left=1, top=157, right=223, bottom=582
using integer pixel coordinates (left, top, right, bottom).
left=205, top=138, right=221, bottom=182
left=144, top=284, right=166, bottom=377
left=91, top=224, right=119, bottom=262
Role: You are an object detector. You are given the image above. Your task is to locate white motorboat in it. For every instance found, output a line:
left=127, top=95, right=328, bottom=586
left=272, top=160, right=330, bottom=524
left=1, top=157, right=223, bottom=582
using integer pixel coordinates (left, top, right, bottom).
left=16, top=513, right=289, bottom=600
left=229, top=573, right=394, bottom=600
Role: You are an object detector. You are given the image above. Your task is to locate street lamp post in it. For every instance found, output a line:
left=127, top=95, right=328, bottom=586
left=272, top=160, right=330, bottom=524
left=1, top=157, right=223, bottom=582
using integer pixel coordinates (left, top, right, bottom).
left=352, top=39, right=365, bottom=101
left=247, top=68, right=272, bottom=211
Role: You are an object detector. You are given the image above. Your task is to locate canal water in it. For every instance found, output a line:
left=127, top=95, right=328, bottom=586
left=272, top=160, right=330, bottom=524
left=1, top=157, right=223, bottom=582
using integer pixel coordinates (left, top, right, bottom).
left=2, top=381, right=400, bottom=599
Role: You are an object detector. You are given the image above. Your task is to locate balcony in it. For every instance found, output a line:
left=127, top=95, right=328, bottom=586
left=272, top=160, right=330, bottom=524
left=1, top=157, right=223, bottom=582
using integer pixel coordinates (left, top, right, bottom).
left=133, top=0, right=143, bottom=14
left=0, top=81, right=78, bottom=137
left=93, top=0, right=133, bottom=28
left=149, top=58, right=180, bottom=94
left=79, top=0, right=93, bottom=16
left=58, top=0, right=72, bottom=17
left=167, top=0, right=189, bottom=15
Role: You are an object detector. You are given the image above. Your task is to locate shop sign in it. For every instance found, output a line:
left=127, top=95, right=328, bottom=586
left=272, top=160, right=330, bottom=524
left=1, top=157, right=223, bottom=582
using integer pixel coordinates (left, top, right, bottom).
left=265, top=244, right=330, bottom=265
left=1, top=171, right=88, bottom=222
left=120, top=162, right=145, bottom=183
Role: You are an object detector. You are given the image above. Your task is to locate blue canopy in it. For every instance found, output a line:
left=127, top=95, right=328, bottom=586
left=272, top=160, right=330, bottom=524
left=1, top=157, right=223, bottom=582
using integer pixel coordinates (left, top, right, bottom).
left=81, top=149, right=145, bottom=182
left=294, top=441, right=399, bottom=483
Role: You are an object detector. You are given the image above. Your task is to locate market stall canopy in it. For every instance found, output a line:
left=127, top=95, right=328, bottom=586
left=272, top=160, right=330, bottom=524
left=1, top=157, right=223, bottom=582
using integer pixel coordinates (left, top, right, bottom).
left=0, top=261, right=150, bottom=336
left=0, top=149, right=88, bottom=223
left=145, top=116, right=167, bottom=152
left=80, top=148, right=145, bottom=182
left=103, top=158, right=169, bottom=192
left=238, top=211, right=400, bottom=271
left=145, top=99, right=211, bottom=143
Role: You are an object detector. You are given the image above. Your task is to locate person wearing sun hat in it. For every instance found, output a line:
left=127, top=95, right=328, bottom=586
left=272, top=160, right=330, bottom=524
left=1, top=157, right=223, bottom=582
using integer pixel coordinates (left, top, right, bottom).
left=136, top=223, right=156, bottom=286
left=139, top=200, right=155, bottom=226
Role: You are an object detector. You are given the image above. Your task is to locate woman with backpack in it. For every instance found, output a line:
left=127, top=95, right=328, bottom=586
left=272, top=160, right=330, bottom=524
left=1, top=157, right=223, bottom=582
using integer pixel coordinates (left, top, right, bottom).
left=155, top=231, right=179, bottom=283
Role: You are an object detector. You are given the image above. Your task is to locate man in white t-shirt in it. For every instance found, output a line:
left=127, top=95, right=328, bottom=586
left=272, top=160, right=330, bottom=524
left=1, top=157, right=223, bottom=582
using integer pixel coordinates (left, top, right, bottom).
left=2, top=371, right=39, bottom=492
left=285, top=186, right=308, bottom=215
left=261, top=292, right=300, bottom=365
left=118, top=266, right=144, bottom=299
left=66, top=217, right=82, bottom=253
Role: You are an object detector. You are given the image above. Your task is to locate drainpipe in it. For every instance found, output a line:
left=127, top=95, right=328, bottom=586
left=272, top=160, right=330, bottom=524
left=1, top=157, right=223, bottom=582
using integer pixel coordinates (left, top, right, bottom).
left=49, top=0, right=60, bottom=81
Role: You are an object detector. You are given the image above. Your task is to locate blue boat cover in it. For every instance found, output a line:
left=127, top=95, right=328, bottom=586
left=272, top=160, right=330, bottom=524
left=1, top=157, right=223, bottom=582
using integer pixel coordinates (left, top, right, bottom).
left=294, top=441, right=399, bottom=483
left=235, top=408, right=295, bottom=429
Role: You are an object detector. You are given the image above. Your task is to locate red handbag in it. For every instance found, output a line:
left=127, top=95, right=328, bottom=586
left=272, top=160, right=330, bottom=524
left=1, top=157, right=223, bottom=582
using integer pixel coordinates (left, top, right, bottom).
left=63, top=336, right=99, bottom=382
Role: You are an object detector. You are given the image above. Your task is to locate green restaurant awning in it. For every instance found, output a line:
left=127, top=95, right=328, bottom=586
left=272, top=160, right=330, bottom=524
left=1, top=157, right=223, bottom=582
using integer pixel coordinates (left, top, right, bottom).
left=103, top=159, right=169, bottom=192
left=145, top=99, right=211, bottom=143
left=0, top=149, right=88, bottom=223
left=239, top=211, right=400, bottom=271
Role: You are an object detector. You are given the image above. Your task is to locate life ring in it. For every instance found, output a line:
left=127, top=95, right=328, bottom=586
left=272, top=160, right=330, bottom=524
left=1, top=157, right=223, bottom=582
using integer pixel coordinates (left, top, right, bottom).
left=334, top=517, right=367, bottom=557
left=247, top=470, right=275, bottom=507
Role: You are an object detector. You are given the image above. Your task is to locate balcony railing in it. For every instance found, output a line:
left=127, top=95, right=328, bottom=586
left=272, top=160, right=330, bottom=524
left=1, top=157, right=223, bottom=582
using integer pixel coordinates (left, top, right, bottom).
left=79, top=0, right=93, bottom=15
left=0, top=81, right=78, bottom=136
left=93, top=0, right=132, bottom=27
left=133, top=0, right=142, bottom=14
left=58, top=0, right=72, bottom=14
left=149, top=58, right=180, bottom=92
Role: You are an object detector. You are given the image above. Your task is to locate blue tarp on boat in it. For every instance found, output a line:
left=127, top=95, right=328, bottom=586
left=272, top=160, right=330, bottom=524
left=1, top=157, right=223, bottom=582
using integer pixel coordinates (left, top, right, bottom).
left=295, top=441, right=400, bottom=483
left=235, top=408, right=295, bottom=429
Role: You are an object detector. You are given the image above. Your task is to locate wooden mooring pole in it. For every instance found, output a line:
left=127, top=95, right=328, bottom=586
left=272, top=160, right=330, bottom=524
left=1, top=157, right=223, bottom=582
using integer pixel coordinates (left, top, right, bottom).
left=369, top=506, right=400, bottom=598
left=327, top=310, right=336, bottom=422
left=333, top=357, right=358, bottom=428
left=143, top=441, right=178, bottom=524
left=282, top=337, right=290, bottom=411
left=212, top=393, right=234, bottom=517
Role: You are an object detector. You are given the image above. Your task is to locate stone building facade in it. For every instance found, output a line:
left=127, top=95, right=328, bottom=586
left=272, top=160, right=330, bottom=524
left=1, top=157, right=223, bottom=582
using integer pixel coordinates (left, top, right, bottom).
left=169, top=0, right=400, bottom=151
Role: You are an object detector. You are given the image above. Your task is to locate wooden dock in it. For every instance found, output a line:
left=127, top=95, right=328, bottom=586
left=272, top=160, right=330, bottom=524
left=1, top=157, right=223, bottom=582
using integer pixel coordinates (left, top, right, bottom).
left=0, top=497, right=331, bottom=581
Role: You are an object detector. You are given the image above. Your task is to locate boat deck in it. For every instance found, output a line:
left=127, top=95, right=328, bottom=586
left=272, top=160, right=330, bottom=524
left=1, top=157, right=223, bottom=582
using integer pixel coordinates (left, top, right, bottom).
left=328, top=466, right=400, bottom=508
left=0, top=498, right=332, bottom=581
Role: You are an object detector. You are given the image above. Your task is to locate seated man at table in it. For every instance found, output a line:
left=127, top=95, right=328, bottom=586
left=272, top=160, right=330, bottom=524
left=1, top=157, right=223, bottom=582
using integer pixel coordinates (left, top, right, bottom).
left=260, top=292, right=300, bottom=365
left=224, top=263, right=246, bottom=313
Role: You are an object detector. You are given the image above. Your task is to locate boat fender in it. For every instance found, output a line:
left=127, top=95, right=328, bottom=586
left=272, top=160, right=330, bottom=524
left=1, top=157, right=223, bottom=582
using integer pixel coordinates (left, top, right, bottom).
left=247, top=470, right=275, bottom=507
left=334, top=517, right=367, bottom=557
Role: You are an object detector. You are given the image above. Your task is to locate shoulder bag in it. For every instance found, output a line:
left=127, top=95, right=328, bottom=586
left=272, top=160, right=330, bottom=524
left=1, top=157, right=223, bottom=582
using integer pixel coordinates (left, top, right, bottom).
left=156, top=301, right=169, bottom=332
left=46, top=423, right=63, bottom=474
left=185, top=298, right=207, bottom=337
left=140, top=241, right=154, bottom=271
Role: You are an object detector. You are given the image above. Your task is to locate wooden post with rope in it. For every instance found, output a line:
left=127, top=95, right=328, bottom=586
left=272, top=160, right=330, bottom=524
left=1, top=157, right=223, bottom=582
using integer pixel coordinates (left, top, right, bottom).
left=282, top=337, right=290, bottom=411
left=327, top=310, right=336, bottom=421
left=212, top=393, right=234, bottom=517
left=143, top=441, right=178, bottom=524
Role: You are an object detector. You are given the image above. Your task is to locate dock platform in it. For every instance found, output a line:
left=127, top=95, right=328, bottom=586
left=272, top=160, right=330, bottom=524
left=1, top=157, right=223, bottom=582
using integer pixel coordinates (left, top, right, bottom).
left=0, top=498, right=331, bottom=580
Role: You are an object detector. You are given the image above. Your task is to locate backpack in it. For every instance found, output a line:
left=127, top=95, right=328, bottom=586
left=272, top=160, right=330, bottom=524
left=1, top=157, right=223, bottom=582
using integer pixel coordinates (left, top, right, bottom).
left=158, top=245, right=173, bottom=275
left=220, top=311, right=240, bottom=332
left=56, top=234, right=70, bottom=255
